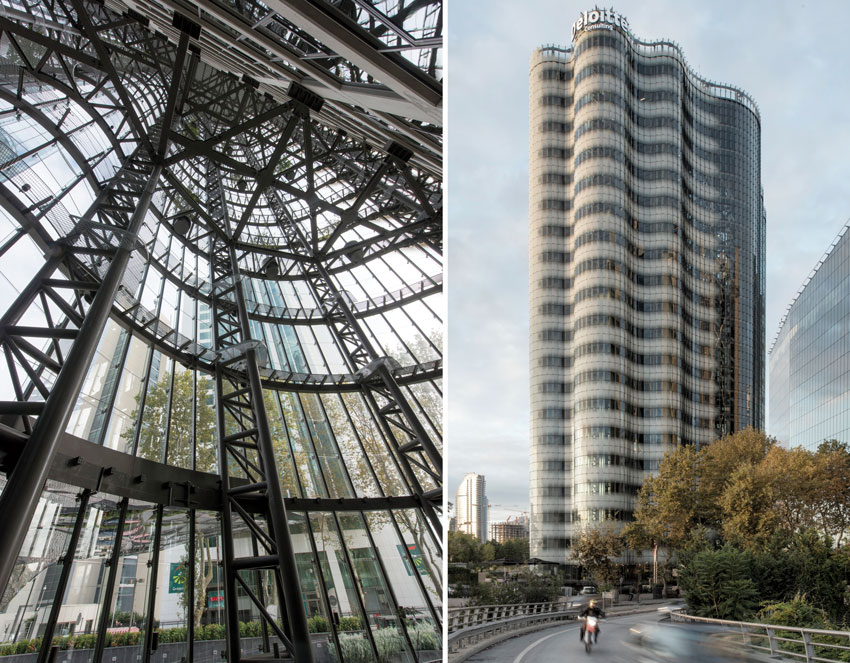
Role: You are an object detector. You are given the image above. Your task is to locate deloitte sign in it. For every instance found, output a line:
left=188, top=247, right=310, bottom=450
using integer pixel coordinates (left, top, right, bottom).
left=571, top=8, right=630, bottom=41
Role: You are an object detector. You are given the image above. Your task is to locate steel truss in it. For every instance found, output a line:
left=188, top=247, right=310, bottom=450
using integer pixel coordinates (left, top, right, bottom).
left=0, top=1, right=442, bottom=662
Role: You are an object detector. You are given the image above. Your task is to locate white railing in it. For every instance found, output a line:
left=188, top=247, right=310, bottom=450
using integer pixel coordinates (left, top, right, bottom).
left=672, top=612, right=850, bottom=662
left=448, top=601, right=563, bottom=633
left=447, top=602, right=578, bottom=661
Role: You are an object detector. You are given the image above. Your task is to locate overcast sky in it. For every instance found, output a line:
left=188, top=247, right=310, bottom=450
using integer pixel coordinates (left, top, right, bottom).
left=446, top=0, right=850, bottom=524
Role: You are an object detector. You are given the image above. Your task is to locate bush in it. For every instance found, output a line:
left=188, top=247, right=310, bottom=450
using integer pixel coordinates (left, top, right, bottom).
left=157, top=628, right=185, bottom=644
left=759, top=595, right=829, bottom=629
left=106, top=631, right=142, bottom=647
left=337, top=616, right=361, bottom=632
left=70, top=633, right=97, bottom=650
left=51, top=636, right=71, bottom=651
left=196, top=623, right=225, bottom=641
left=239, top=621, right=262, bottom=638
left=307, top=615, right=329, bottom=633
left=679, top=545, right=759, bottom=621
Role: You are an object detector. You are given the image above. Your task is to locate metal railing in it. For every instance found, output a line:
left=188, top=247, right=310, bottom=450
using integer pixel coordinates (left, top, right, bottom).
left=447, top=602, right=578, bottom=661
left=448, top=601, right=563, bottom=633
left=673, top=612, right=850, bottom=662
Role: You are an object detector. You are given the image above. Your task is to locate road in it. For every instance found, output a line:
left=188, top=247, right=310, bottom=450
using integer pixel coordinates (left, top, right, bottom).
left=463, top=612, right=668, bottom=663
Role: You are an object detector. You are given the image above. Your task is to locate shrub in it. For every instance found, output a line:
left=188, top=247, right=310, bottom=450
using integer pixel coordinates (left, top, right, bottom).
left=372, top=628, right=405, bottom=662
left=51, top=636, right=71, bottom=651
left=759, top=595, right=829, bottom=629
left=157, top=628, right=185, bottom=644
left=239, top=622, right=262, bottom=638
left=15, top=638, right=40, bottom=654
left=329, top=633, right=372, bottom=663
left=70, top=633, right=97, bottom=650
left=307, top=615, right=329, bottom=633
left=408, top=624, right=440, bottom=651
left=197, top=623, right=225, bottom=641
left=337, top=616, right=361, bottom=632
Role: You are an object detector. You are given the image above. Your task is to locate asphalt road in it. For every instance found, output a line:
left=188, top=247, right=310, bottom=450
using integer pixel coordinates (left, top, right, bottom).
left=464, top=612, right=671, bottom=663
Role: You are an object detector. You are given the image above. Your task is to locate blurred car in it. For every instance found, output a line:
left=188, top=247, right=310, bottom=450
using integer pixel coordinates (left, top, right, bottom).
left=626, top=620, right=763, bottom=662
left=580, top=586, right=598, bottom=595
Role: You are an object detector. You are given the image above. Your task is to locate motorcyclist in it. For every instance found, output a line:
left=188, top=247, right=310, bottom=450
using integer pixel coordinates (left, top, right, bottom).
left=579, top=600, right=605, bottom=643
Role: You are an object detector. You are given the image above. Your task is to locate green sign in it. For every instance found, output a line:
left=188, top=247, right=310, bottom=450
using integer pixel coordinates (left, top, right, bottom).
left=208, top=591, right=224, bottom=608
left=168, top=562, right=186, bottom=593
left=397, top=544, right=427, bottom=576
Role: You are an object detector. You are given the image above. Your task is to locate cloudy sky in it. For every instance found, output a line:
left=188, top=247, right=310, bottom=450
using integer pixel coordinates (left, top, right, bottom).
left=446, top=0, right=850, bottom=523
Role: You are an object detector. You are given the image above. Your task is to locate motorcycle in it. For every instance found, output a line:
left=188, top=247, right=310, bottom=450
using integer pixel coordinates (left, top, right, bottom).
left=583, top=615, right=598, bottom=654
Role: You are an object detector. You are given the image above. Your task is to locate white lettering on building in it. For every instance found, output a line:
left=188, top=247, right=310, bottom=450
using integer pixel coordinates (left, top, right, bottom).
left=571, top=8, right=630, bottom=41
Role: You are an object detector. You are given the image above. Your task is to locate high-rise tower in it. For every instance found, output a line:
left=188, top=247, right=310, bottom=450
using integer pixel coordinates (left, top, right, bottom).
left=529, top=9, right=765, bottom=563
left=455, top=473, right=488, bottom=541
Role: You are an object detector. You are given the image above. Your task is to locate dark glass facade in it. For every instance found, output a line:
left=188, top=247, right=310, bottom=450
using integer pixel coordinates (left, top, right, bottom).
left=770, top=225, right=850, bottom=449
left=0, top=1, right=442, bottom=662
left=529, top=15, right=765, bottom=562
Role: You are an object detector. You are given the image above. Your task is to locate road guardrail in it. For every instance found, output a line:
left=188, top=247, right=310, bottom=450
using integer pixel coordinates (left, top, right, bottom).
left=447, top=601, right=578, bottom=662
left=672, top=611, right=850, bottom=662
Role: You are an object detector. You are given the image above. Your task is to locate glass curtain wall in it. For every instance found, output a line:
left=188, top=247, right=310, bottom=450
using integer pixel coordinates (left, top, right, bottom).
left=0, top=1, right=442, bottom=662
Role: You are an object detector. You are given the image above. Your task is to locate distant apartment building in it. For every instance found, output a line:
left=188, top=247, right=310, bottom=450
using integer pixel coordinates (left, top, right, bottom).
left=770, top=225, right=850, bottom=449
left=489, top=515, right=530, bottom=543
left=455, top=473, right=488, bottom=540
left=529, top=8, right=765, bottom=562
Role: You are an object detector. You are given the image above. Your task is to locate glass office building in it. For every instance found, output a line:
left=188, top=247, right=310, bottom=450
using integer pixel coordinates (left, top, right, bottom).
left=770, top=225, right=850, bottom=449
left=0, top=1, right=442, bottom=663
left=529, top=9, right=765, bottom=562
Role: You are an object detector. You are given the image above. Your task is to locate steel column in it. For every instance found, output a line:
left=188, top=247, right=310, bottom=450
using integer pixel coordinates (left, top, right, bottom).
left=142, top=505, right=165, bottom=663
left=211, top=330, right=242, bottom=662
left=228, top=243, right=314, bottom=663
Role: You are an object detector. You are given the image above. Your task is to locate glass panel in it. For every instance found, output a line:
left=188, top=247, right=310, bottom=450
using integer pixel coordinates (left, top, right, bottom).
left=264, top=390, right=300, bottom=498
left=195, top=374, right=218, bottom=474
left=374, top=511, right=441, bottom=659
left=0, top=482, right=80, bottom=647
left=166, top=364, right=193, bottom=469
left=307, top=513, right=375, bottom=663
left=192, top=512, right=225, bottom=663
left=101, top=500, right=156, bottom=661
left=136, top=353, right=174, bottom=463
left=103, top=336, right=150, bottom=453
left=337, top=513, right=415, bottom=663
left=338, top=393, right=407, bottom=497
left=300, top=394, right=353, bottom=499
left=47, top=493, right=124, bottom=663
left=148, top=509, right=189, bottom=662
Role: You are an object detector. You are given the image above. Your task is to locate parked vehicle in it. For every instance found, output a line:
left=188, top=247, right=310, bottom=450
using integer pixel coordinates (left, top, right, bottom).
left=580, top=586, right=597, bottom=595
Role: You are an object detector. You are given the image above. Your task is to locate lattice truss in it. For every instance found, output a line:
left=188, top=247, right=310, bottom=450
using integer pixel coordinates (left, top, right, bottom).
left=0, top=1, right=441, bottom=661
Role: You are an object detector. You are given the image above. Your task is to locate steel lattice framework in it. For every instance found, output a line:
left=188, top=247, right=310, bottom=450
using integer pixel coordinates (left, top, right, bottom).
left=0, top=1, right=441, bottom=662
